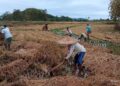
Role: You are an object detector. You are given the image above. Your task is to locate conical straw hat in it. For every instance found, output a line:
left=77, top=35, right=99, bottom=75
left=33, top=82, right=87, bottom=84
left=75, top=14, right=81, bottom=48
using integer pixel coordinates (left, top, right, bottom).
left=57, top=36, right=78, bottom=45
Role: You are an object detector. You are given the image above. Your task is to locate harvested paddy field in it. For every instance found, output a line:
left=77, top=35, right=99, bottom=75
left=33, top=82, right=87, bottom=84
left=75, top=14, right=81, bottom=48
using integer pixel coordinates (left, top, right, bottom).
left=0, top=22, right=120, bottom=86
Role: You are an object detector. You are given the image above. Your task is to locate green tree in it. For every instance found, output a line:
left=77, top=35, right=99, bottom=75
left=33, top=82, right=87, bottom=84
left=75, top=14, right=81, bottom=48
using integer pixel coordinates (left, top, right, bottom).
left=109, top=0, right=120, bottom=30
left=0, top=8, right=80, bottom=21
left=13, top=9, right=23, bottom=21
left=22, top=8, right=47, bottom=21
left=109, top=0, right=120, bottom=21
left=2, top=11, right=13, bottom=20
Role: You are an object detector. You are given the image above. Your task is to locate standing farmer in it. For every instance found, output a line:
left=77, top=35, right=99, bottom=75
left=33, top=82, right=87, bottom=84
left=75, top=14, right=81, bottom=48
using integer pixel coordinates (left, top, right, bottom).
left=1, top=25, right=12, bottom=50
left=86, top=23, right=92, bottom=40
left=58, top=36, right=86, bottom=76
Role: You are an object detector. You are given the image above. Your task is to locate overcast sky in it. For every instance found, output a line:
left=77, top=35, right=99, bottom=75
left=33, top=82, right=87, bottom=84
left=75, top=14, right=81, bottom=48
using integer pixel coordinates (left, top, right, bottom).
left=0, top=0, right=110, bottom=19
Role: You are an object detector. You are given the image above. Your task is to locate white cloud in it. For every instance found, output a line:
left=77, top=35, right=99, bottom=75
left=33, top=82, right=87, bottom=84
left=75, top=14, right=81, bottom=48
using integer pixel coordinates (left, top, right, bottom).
left=0, top=0, right=110, bottom=19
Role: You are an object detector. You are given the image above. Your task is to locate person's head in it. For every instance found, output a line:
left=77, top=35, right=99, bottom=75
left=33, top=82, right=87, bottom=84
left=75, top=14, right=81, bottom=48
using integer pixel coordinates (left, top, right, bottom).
left=66, top=27, right=70, bottom=30
left=45, top=23, right=48, bottom=26
left=68, top=44, right=72, bottom=47
left=3, top=25, right=7, bottom=28
left=87, top=23, right=89, bottom=26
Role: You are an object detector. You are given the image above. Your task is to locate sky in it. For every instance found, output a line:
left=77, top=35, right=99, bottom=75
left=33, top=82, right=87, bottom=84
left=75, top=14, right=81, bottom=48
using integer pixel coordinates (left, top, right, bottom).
left=0, top=0, right=110, bottom=19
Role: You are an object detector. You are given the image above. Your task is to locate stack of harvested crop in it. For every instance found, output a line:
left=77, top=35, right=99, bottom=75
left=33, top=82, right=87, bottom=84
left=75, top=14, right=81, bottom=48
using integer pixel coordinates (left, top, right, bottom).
left=36, top=42, right=67, bottom=67
left=0, top=59, right=32, bottom=82
left=21, top=41, right=67, bottom=79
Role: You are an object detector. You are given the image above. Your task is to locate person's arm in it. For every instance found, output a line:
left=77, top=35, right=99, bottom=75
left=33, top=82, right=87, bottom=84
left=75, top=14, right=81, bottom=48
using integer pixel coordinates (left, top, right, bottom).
left=86, top=26, right=88, bottom=32
left=65, top=45, right=74, bottom=59
left=1, top=29, right=5, bottom=38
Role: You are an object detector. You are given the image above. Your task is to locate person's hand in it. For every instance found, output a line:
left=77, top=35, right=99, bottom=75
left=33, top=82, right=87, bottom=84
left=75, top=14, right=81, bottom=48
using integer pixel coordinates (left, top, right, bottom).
left=64, top=58, right=68, bottom=63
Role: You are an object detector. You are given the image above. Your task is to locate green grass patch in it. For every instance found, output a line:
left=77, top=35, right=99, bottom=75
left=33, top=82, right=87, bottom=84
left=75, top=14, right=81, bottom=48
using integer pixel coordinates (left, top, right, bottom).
left=50, top=28, right=65, bottom=36
left=107, top=42, right=120, bottom=55
left=89, top=38, right=120, bottom=55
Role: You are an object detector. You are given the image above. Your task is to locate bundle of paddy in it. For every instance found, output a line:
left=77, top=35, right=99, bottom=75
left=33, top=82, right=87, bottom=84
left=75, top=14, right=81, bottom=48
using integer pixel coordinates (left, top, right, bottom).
left=22, top=41, right=67, bottom=79
left=0, top=40, right=67, bottom=81
left=36, top=42, right=66, bottom=66
left=0, top=59, right=31, bottom=82
left=0, top=43, right=40, bottom=82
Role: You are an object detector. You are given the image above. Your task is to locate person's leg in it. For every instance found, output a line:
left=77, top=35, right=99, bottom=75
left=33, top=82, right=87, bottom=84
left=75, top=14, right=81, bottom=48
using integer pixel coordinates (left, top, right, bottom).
left=78, top=64, right=82, bottom=75
left=4, top=42, right=7, bottom=49
left=88, top=31, right=91, bottom=40
left=4, top=39, right=8, bottom=50
left=8, top=37, right=12, bottom=50
left=5, top=37, right=12, bottom=50
left=87, top=33, right=89, bottom=40
left=77, top=52, right=86, bottom=75
left=74, top=53, right=79, bottom=76
left=84, top=37, right=87, bottom=41
left=74, top=64, right=79, bottom=76
left=8, top=44, right=11, bottom=50
left=79, top=34, right=83, bottom=40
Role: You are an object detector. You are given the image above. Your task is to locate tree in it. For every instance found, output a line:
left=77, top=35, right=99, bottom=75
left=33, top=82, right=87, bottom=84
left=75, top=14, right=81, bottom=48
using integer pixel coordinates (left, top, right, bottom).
left=13, top=9, right=23, bottom=21
left=109, top=0, right=120, bottom=21
left=2, top=11, right=13, bottom=20
left=22, top=8, right=47, bottom=21
left=0, top=8, right=84, bottom=21
left=109, top=0, right=120, bottom=30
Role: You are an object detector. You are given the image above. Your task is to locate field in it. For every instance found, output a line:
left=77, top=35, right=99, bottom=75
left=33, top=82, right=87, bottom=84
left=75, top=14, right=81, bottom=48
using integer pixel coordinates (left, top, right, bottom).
left=0, top=22, right=120, bottom=86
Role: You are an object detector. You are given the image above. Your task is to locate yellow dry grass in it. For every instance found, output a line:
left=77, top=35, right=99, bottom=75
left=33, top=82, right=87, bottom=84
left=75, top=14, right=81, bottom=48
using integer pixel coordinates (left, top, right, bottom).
left=0, top=22, right=120, bottom=86
left=10, top=23, right=80, bottom=42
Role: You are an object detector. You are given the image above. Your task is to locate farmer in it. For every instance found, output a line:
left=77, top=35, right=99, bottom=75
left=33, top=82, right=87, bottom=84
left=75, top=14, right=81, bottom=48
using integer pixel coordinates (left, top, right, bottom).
left=66, top=27, right=73, bottom=36
left=1, top=25, right=12, bottom=50
left=42, top=24, right=48, bottom=31
left=58, top=36, right=86, bottom=76
left=79, top=33, right=87, bottom=41
left=86, top=23, right=92, bottom=40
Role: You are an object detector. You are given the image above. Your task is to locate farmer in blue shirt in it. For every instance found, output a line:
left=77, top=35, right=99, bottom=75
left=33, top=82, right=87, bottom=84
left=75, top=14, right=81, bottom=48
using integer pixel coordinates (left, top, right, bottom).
left=86, top=24, right=92, bottom=40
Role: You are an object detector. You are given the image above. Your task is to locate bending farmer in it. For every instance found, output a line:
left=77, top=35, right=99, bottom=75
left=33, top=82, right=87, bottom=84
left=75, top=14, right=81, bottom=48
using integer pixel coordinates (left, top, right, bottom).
left=58, top=36, right=86, bottom=76
left=66, top=27, right=73, bottom=36
left=1, top=25, right=12, bottom=50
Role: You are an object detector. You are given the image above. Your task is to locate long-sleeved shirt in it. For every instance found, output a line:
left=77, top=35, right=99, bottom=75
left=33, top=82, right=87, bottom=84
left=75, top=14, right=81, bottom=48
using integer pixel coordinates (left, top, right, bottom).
left=1, top=27, right=12, bottom=39
left=66, top=43, right=86, bottom=59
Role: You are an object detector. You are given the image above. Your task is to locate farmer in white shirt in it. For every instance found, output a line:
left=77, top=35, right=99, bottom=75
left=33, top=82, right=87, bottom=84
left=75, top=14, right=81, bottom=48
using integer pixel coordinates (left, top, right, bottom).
left=1, top=25, right=12, bottom=50
left=79, top=33, right=87, bottom=41
left=58, top=36, right=86, bottom=76
left=66, top=27, right=73, bottom=36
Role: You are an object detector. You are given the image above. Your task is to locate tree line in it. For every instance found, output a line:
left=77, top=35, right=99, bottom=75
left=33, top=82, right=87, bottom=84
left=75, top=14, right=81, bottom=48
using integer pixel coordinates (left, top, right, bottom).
left=0, top=8, right=88, bottom=22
